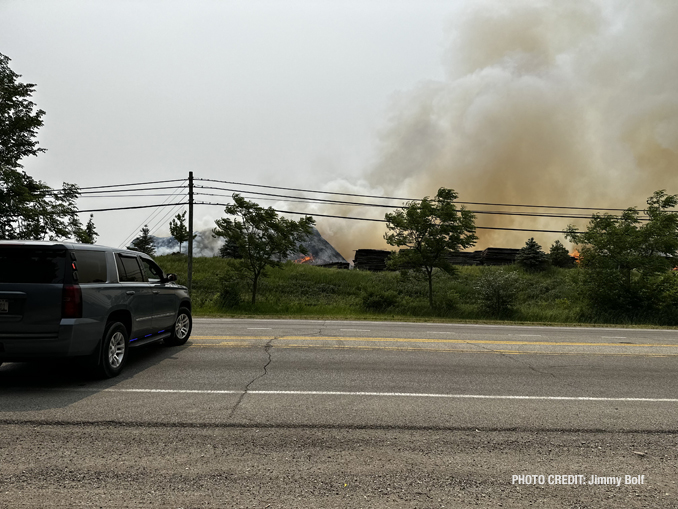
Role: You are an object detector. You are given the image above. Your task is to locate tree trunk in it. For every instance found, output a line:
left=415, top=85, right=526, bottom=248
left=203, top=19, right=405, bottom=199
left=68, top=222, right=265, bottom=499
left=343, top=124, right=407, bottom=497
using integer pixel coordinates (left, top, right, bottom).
left=251, top=273, right=259, bottom=305
left=428, top=268, right=433, bottom=308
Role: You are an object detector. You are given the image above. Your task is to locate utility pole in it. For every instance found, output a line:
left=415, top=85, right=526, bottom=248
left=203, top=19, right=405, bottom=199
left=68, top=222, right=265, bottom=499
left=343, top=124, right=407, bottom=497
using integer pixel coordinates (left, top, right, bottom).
left=187, top=171, right=194, bottom=295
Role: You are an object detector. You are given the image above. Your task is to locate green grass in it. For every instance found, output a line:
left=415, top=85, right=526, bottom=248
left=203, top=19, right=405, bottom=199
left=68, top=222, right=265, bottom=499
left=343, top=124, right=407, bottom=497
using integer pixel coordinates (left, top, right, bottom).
left=155, top=254, right=678, bottom=328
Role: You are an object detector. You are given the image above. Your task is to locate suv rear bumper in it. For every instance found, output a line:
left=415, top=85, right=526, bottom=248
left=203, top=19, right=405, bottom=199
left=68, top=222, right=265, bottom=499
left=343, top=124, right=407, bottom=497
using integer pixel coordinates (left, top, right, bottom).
left=0, top=319, right=103, bottom=360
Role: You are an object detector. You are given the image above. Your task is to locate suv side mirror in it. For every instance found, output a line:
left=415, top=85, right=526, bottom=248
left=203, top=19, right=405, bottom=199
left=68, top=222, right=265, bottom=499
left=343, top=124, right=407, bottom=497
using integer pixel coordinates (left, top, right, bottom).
left=165, top=273, right=178, bottom=282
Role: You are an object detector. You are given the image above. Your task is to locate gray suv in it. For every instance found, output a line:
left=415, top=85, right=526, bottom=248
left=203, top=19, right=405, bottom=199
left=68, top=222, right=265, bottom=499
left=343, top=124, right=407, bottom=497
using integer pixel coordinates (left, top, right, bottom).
left=0, top=241, right=191, bottom=378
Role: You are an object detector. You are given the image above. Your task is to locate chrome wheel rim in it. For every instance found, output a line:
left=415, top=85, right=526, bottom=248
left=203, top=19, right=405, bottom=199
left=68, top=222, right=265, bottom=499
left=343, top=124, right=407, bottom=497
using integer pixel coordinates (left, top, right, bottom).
left=108, top=331, right=126, bottom=368
left=175, top=313, right=190, bottom=339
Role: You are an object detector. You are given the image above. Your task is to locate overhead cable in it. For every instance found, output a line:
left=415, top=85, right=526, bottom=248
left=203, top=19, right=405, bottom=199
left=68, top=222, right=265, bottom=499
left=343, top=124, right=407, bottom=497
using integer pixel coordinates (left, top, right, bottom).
left=195, top=177, right=641, bottom=213
left=193, top=188, right=644, bottom=221
left=194, top=201, right=567, bottom=234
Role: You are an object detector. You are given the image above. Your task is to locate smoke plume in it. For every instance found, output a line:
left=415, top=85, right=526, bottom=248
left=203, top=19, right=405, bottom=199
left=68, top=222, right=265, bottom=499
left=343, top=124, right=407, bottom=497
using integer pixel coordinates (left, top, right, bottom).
left=307, top=0, right=678, bottom=260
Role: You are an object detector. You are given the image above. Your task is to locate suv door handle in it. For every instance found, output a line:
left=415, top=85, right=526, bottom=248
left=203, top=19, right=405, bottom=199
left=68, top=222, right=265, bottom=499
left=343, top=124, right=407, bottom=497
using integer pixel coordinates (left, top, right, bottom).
left=126, top=291, right=135, bottom=295
left=152, top=290, right=159, bottom=294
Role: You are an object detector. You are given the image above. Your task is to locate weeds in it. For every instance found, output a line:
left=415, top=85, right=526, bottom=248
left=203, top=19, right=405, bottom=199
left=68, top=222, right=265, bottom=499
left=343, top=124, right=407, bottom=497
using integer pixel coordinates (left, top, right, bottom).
left=155, top=255, right=677, bottom=326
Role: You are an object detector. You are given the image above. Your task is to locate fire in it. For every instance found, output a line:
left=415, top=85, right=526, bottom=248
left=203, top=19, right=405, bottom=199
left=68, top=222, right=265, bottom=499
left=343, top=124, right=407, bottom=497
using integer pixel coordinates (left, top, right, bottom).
left=294, top=255, right=314, bottom=264
left=570, top=250, right=580, bottom=264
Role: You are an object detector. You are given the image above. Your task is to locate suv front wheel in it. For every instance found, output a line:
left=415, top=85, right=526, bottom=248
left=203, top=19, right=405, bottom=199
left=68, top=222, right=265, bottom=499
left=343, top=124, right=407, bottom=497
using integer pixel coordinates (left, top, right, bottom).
left=97, top=322, right=129, bottom=378
left=165, top=307, right=192, bottom=346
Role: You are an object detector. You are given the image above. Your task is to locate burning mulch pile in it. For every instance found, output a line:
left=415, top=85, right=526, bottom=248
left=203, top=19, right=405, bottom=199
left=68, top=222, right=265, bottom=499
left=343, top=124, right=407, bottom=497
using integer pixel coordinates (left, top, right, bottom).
left=352, top=249, right=392, bottom=271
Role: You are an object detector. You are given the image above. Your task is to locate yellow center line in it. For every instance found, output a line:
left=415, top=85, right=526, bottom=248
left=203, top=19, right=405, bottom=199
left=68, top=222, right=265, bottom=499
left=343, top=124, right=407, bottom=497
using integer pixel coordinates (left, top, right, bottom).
left=191, top=335, right=678, bottom=348
left=188, top=343, right=676, bottom=357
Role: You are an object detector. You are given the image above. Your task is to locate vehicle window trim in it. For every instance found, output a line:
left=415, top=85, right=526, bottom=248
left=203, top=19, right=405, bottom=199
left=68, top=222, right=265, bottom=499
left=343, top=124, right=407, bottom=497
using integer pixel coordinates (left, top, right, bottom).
left=115, top=253, right=145, bottom=284
left=140, top=256, right=164, bottom=283
left=72, top=249, right=108, bottom=284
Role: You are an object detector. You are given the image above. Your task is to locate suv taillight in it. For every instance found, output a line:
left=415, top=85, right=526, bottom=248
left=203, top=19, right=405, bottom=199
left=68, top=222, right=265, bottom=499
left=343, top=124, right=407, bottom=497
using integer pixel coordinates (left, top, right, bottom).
left=62, top=284, right=82, bottom=318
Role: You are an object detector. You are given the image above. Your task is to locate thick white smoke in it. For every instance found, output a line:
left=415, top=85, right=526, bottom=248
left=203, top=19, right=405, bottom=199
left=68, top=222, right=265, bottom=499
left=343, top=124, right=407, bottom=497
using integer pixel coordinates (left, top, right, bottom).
left=309, top=0, right=678, bottom=259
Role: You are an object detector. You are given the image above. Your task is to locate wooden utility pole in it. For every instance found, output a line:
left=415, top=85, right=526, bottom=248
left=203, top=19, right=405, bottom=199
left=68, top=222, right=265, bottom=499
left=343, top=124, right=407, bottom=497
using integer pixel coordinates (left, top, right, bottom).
left=187, top=171, right=194, bottom=295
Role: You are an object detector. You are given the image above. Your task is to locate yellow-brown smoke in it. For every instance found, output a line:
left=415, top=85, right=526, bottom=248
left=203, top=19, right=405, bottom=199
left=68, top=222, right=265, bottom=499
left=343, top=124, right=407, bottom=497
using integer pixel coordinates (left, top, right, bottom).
left=299, top=1, right=678, bottom=261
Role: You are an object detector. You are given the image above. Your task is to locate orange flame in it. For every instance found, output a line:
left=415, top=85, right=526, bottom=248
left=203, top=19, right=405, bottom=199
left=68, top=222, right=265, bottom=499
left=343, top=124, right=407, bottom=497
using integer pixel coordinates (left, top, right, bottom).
left=570, top=250, right=580, bottom=264
left=294, top=255, right=314, bottom=264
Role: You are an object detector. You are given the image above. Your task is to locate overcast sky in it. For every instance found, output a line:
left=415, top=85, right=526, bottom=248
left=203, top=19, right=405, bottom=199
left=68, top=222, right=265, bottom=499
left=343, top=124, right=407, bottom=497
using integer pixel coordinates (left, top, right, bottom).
left=3, top=1, right=677, bottom=259
left=1, top=0, right=455, bottom=253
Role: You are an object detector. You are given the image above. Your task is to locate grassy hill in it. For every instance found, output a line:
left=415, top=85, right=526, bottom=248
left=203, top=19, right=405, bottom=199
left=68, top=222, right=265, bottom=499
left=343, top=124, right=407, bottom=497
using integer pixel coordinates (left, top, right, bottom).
left=156, top=254, right=603, bottom=325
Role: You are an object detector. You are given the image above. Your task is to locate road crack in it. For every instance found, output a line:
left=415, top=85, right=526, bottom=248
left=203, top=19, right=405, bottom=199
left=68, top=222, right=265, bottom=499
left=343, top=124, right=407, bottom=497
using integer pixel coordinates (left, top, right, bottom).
left=469, top=341, right=558, bottom=379
left=467, top=341, right=584, bottom=391
left=227, top=338, right=274, bottom=420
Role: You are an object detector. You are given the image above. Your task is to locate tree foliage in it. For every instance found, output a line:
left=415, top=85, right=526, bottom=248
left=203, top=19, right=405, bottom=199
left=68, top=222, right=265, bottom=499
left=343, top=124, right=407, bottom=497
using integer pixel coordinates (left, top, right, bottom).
left=0, top=170, right=81, bottom=240
left=0, top=52, right=82, bottom=240
left=75, top=214, right=98, bottom=244
left=168, top=211, right=194, bottom=253
left=128, top=225, right=156, bottom=256
left=565, top=190, right=678, bottom=316
left=0, top=53, right=45, bottom=169
left=549, top=240, right=572, bottom=268
left=516, top=237, right=548, bottom=272
left=384, top=187, right=477, bottom=307
left=212, top=194, right=315, bottom=305
left=219, top=237, right=242, bottom=259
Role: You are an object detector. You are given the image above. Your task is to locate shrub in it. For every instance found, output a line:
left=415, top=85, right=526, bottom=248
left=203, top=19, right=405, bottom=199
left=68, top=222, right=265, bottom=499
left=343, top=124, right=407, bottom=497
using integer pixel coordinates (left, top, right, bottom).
left=434, top=291, right=459, bottom=313
left=362, top=290, right=399, bottom=311
left=218, top=281, right=242, bottom=309
left=474, top=268, right=520, bottom=316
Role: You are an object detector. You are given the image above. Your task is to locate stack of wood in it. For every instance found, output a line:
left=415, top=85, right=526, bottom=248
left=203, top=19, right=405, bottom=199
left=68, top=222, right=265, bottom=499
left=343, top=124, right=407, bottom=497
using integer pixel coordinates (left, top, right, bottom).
left=479, top=247, right=520, bottom=265
left=444, top=251, right=482, bottom=266
left=352, top=249, right=392, bottom=271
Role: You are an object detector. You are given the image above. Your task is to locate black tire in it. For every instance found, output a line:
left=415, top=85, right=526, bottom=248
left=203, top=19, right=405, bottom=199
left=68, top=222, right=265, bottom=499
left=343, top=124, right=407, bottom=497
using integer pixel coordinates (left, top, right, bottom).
left=96, top=322, right=129, bottom=378
left=165, top=307, right=192, bottom=346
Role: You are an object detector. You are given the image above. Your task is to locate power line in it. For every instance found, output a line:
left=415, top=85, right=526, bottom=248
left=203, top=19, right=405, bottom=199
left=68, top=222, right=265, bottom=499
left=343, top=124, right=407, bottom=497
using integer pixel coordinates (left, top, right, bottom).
left=196, top=177, right=642, bottom=213
left=80, top=178, right=186, bottom=190
left=193, top=187, right=643, bottom=221
left=38, top=179, right=186, bottom=194
left=118, top=181, right=188, bottom=248
left=79, top=202, right=189, bottom=213
left=148, top=202, right=186, bottom=238
left=79, top=193, right=185, bottom=198
left=194, top=201, right=568, bottom=234
left=79, top=185, right=186, bottom=195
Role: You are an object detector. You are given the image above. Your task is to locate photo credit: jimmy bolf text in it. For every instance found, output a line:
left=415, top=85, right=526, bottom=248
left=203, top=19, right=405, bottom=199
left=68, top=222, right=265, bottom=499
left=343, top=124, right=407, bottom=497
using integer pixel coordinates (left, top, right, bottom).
left=512, top=475, right=646, bottom=486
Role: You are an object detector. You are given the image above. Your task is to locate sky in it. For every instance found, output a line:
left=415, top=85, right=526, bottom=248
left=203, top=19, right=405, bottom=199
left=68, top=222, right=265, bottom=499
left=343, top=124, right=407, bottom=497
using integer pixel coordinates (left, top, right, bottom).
left=2, top=0, right=678, bottom=260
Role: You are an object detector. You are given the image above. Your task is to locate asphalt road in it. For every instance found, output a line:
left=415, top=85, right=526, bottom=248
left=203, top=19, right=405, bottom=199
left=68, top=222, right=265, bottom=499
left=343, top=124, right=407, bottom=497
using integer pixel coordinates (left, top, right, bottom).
left=1, top=318, right=678, bottom=507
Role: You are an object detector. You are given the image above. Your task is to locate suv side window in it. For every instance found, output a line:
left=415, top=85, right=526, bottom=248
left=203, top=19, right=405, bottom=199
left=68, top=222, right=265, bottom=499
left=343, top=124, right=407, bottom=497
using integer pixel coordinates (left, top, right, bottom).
left=115, top=254, right=144, bottom=282
left=140, top=257, right=164, bottom=283
left=73, top=250, right=107, bottom=283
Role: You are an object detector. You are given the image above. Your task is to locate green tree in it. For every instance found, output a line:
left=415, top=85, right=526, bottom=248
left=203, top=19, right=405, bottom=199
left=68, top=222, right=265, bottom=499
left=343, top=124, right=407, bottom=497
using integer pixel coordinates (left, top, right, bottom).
left=75, top=214, right=98, bottom=244
left=565, top=190, right=678, bottom=316
left=516, top=237, right=548, bottom=272
left=0, top=52, right=82, bottom=240
left=212, top=194, right=315, bottom=305
left=128, top=225, right=156, bottom=256
left=474, top=267, right=520, bottom=316
left=168, top=211, right=194, bottom=253
left=384, top=187, right=477, bottom=307
left=219, top=237, right=242, bottom=259
left=549, top=240, right=572, bottom=268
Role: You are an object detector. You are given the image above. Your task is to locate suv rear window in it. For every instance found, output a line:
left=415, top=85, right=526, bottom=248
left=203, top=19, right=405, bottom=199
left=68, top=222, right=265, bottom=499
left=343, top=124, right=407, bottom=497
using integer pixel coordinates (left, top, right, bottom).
left=0, top=247, right=67, bottom=284
left=116, top=254, right=144, bottom=282
left=73, top=250, right=107, bottom=283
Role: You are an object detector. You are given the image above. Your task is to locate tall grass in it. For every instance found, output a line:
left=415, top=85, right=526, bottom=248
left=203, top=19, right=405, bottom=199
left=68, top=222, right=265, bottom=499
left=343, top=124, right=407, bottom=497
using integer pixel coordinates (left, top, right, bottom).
left=155, top=255, right=673, bottom=327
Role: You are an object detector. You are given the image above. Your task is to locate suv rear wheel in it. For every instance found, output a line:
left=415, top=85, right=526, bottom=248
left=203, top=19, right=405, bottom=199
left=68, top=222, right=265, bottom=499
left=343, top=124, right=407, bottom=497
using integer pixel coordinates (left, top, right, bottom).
left=165, top=307, right=192, bottom=346
left=96, top=322, right=129, bottom=378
